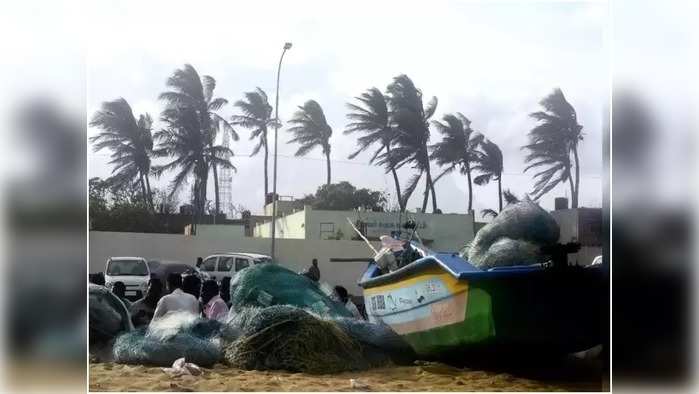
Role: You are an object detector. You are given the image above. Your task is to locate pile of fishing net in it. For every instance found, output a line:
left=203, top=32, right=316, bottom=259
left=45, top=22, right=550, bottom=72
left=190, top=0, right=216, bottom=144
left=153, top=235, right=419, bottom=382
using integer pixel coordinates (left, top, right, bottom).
left=112, top=312, right=239, bottom=367
left=464, top=198, right=560, bottom=269
left=224, top=305, right=414, bottom=373
left=89, top=284, right=132, bottom=347
left=229, top=263, right=353, bottom=318
left=331, top=317, right=416, bottom=366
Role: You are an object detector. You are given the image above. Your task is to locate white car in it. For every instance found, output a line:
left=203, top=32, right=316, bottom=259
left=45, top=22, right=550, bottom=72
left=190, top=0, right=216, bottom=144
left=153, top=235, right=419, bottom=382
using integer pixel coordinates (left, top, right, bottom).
left=104, top=256, right=151, bottom=299
left=199, top=252, right=273, bottom=281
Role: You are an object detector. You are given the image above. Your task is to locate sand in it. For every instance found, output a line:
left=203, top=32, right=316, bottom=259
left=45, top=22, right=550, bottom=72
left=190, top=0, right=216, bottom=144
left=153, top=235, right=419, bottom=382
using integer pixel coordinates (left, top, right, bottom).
left=89, top=358, right=607, bottom=392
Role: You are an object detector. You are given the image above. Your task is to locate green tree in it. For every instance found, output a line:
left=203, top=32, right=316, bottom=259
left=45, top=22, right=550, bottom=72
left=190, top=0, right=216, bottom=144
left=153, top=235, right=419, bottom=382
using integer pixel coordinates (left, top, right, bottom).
left=523, top=88, right=583, bottom=207
left=89, top=98, right=154, bottom=209
left=473, top=138, right=504, bottom=211
left=430, top=113, right=483, bottom=212
left=159, top=64, right=237, bottom=215
left=300, top=181, right=387, bottom=211
left=288, top=100, right=333, bottom=185
left=379, top=75, right=438, bottom=213
left=231, top=88, right=274, bottom=201
left=345, top=87, right=404, bottom=211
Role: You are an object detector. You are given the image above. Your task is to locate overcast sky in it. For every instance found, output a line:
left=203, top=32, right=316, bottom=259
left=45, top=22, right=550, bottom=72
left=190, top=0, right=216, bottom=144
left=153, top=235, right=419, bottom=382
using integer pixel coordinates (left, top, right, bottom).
left=86, top=0, right=608, bottom=217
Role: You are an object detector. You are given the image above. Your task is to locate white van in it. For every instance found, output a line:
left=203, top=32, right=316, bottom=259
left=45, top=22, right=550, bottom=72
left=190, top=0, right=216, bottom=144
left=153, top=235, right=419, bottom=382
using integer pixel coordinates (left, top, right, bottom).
left=199, top=253, right=272, bottom=281
left=104, top=256, right=151, bottom=300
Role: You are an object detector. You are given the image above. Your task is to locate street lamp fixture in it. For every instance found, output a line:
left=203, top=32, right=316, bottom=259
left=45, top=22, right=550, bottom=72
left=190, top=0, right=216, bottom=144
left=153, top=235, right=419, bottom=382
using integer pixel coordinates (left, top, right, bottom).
left=271, top=42, right=292, bottom=262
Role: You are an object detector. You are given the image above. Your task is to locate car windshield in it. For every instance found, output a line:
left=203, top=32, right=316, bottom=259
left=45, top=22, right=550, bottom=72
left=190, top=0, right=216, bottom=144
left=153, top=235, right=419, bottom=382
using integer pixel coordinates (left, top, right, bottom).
left=254, top=257, right=272, bottom=264
left=107, top=259, right=148, bottom=276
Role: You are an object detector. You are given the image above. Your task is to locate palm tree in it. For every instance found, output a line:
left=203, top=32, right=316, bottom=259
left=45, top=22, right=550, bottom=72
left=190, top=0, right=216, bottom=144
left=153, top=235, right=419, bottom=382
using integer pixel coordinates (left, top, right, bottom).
left=345, top=87, right=405, bottom=211
left=378, top=75, right=439, bottom=213
left=429, top=113, right=483, bottom=213
left=89, top=98, right=154, bottom=209
left=523, top=88, right=583, bottom=207
left=153, top=106, right=235, bottom=220
left=472, top=138, right=504, bottom=211
left=288, top=100, right=333, bottom=185
left=159, top=64, right=237, bottom=215
left=231, top=88, right=273, bottom=201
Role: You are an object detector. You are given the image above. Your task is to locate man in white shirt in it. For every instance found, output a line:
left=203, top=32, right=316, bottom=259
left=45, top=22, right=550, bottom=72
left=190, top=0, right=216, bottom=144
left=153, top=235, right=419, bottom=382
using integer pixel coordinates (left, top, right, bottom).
left=152, top=273, right=200, bottom=320
left=334, top=285, right=364, bottom=320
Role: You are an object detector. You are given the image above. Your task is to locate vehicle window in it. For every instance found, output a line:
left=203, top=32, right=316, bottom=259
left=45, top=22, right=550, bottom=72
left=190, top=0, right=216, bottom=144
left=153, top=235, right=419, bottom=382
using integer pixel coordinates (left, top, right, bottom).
left=235, top=258, right=250, bottom=271
left=254, top=257, right=272, bottom=265
left=218, top=257, right=234, bottom=272
left=201, top=257, right=217, bottom=272
left=107, top=259, right=148, bottom=276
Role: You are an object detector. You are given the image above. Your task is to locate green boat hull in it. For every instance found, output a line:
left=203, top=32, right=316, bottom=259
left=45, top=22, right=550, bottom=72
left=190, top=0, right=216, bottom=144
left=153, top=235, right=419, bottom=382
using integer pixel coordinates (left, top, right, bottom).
left=362, top=263, right=606, bottom=358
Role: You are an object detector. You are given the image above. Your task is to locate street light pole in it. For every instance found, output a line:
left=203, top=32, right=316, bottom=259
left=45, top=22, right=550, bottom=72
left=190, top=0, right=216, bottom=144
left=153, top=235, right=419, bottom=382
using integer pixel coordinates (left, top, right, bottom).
left=271, top=42, right=292, bottom=262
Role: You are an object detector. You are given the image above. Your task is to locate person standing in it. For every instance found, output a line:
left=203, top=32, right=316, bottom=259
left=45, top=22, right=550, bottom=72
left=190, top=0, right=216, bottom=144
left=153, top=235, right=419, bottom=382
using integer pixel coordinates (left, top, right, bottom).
left=301, top=258, right=320, bottom=282
left=152, top=273, right=200, bottom=320
left=201, top=280, right=229, bottom=321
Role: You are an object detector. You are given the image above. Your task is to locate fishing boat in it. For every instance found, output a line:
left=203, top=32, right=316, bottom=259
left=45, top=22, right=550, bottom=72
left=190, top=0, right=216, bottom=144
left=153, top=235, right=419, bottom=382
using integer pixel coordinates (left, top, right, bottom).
left=357, top=241, right=607, bottom=358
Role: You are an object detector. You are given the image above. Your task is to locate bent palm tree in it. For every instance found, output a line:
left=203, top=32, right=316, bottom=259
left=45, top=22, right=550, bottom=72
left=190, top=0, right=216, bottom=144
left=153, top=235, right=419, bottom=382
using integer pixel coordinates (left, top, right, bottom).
left=159, top=64, right=236, bottom=215
left=288, top=100, right=333, bottom=185
left=379, top=75, right=438, bottom=212
left=231, top=88, right=273, bottom=201
left=523, top=88, right=583, bottom=207
left=153, top=107, right=235, bottom=220
left=430, top=113, right=483, bottom=212
left=89, top=98, right=154, bottom=209
left=345, top=87, right=405, bottom=211
left=472, top=138, right=504, bottom=211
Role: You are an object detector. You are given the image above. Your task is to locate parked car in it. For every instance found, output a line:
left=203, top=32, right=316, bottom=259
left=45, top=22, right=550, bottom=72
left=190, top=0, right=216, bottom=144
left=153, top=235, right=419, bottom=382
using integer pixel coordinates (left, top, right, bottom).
left=147, top=260, right=210, bottom=282
left=104, top=256, right=151, bottom=300
left=200, top=253, right=272, bottom=281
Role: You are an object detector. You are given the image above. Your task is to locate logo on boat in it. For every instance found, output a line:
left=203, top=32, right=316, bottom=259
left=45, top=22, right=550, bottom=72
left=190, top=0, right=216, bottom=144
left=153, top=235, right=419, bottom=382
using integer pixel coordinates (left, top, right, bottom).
left=370, top=295, right=386, bottom=311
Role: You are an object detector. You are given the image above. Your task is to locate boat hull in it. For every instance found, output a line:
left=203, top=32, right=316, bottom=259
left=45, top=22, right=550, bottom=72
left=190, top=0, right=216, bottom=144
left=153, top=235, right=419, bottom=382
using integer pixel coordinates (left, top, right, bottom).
left=362, top=263, right=606, bottom=358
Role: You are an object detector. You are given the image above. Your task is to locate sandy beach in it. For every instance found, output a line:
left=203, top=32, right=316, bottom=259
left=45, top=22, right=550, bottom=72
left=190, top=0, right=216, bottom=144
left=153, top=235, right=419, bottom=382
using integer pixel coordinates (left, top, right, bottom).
left=89, top=358, right=607, bottom=392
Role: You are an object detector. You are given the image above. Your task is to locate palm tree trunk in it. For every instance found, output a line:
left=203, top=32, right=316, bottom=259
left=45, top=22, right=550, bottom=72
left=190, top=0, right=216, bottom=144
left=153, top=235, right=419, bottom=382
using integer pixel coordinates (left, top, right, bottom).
left=421, top=175, right=430, bottom=213
left=385, top=145, right=404, bottom=211
left=263, top=132, right=269, bottom=201
left=325, top=150, right=331, bottom=185
left=144, top=173, right=153, bottom=210
left=428, top=172, right=438, bottom=213
left=498, top=176, right=503, bottom=212
left=567, top=165, right=575, bottom=208
left=572, top=144, right=580, bottom=208
left=423, top=149, right=438, bottom=212
left=139, top=173, right=148, bottom=208
left=212, top=163, right=220, bottom=215
left=201, top=170, right=209, bottom=219
left=465, top=161, right=473, bottom=213
left=193, top=178, right=201, bottom=227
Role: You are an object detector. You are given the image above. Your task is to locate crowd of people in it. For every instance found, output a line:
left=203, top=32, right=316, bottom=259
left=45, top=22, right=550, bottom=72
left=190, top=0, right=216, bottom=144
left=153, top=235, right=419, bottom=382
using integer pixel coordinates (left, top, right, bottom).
left=89, top=256, right=366, bottom=327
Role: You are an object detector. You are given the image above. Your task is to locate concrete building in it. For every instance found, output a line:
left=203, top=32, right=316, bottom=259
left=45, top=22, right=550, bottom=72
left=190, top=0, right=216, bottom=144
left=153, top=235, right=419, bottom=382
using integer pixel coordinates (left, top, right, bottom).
left=550, top=207, right=603, bottom=266
left=254, top=204, right=475, bottom=252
